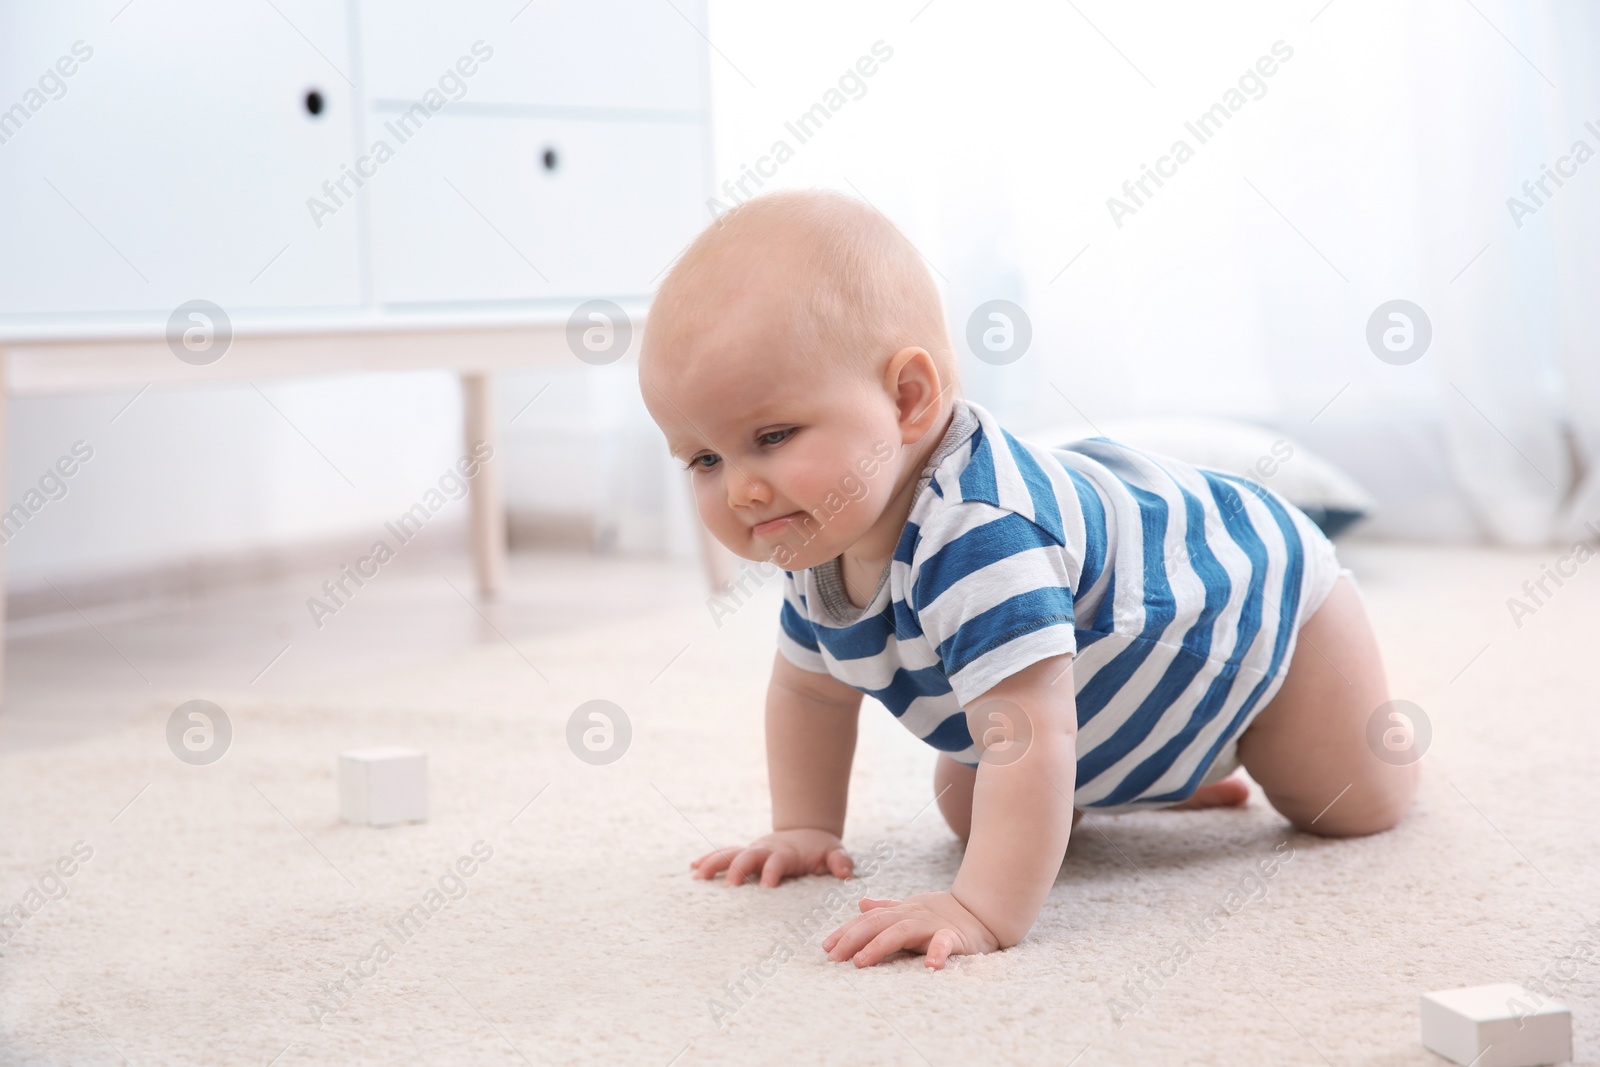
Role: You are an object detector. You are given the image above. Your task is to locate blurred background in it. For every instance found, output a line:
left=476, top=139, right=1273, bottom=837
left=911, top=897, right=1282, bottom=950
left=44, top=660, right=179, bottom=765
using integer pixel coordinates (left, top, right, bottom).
left=1, top=0, right=1598, bottom=728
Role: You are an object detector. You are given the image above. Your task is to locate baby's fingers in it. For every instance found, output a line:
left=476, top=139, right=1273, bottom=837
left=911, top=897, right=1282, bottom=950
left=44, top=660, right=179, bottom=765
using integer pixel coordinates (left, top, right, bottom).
left=822, top=847, right=854, bottom=880
left=852, top=918, right=931, bottom=968
left=924, top=928, right=961, bottom=970
left=759, top=850, right=795, bottom=887
left=690, top=846, right=742, bottom=879
left=826, top=907, right=906, bottom=962
left=821, top=898, right=902, bottom=953
left=722, top=848, right=772, bottom=887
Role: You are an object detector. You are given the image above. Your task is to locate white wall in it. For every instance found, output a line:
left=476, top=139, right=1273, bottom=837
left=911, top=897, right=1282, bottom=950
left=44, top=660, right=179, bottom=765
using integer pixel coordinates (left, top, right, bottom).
left=10, top=0, right=1600, bottom=591
left=688, top=0, right=1600, bottom=546
left=5, top=374, right=463, bottom=588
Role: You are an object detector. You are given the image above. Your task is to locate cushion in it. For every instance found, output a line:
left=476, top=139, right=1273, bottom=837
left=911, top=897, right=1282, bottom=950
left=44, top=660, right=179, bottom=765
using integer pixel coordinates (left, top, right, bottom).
left=1020, top=415, right=1377, bottom=538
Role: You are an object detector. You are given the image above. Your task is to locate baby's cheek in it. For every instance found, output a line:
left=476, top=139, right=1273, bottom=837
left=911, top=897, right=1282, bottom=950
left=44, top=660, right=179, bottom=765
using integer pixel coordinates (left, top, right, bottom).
left=694, top=496, right=720, bottom=531
left=696, top=496, right=742, bottom=546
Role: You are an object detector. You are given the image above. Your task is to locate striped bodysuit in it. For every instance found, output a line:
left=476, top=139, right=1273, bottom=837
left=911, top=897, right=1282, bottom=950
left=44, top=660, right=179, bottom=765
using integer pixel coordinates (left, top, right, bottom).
left=775, top=397, right=1342, bottom=813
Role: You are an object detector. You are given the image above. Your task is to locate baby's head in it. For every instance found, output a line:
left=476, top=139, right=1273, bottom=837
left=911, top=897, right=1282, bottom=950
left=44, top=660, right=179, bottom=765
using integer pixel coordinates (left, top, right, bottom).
left=640, top=189, right=960, bottom=570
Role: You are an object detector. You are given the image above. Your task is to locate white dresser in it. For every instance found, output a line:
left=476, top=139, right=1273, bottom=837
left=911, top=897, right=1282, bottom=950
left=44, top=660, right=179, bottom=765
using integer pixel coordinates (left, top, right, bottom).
left=0, top=0, right=715, bottom=691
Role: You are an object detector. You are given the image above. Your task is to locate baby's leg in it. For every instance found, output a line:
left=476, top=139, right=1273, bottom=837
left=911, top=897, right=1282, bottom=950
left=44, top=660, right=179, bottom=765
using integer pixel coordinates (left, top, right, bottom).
left=1235, top=574, right=1419, bottom=836
left=933, top=754, right=978, bottom=841
left=934, top=754, right=1085, bottom=843
left=932, top=753, right=1249, bottom=841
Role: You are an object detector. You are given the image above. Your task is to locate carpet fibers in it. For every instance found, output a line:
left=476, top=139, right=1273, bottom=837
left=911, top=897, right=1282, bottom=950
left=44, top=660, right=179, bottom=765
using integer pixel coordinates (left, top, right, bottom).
left=1, top=543, right=1596, bottom=1065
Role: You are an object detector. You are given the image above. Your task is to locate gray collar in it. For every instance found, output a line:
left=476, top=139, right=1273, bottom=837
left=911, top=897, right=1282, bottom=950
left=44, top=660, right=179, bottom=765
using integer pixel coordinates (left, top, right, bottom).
left=811, top=399, right=980, bottom=626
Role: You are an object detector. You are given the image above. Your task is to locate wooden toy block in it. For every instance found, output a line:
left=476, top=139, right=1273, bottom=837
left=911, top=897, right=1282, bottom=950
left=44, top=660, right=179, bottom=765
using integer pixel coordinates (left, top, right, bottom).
left=1421, top=984, right=1572, bottom=1067
left=338, top=747, right=428, bottom=827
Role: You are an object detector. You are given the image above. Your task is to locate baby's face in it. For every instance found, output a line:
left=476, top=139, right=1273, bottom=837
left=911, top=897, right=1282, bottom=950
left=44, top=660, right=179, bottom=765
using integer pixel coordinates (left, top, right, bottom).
left=641, top=304, right=906, bottom=571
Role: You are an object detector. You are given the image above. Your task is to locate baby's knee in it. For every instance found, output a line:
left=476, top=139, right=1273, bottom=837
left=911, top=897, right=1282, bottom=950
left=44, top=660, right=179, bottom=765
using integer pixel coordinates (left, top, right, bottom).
left=1297, top=761, right=1420, bottom=838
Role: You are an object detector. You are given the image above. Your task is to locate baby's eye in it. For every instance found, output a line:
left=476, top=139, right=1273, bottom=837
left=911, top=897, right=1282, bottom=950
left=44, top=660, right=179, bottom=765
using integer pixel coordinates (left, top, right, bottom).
left=759, top=428, right=795, bottom=446
left=684, top=453, right=719, bottom=473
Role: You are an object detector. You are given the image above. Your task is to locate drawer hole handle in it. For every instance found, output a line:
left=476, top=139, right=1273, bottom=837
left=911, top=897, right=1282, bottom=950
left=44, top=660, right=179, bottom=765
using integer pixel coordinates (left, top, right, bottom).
left=542, top=146, right=559, bottom=172
left=304, top=89, right=325, bottom=117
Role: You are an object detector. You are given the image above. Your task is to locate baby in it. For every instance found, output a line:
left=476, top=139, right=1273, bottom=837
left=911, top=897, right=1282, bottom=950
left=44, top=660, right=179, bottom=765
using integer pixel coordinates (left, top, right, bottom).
left=638, top=189, right=1418, bottom=970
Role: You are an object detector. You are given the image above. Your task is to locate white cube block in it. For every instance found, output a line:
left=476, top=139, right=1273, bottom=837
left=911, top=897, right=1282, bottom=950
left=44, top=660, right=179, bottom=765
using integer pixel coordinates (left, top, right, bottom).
left=1421, top=984, right=1572, bottom=1067
left=338, top=747, right=428, bottom=827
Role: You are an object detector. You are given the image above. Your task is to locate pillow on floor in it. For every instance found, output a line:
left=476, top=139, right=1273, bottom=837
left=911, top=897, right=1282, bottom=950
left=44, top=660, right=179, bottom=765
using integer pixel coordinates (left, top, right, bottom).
left=1021, top=416, right=1378, bottom=538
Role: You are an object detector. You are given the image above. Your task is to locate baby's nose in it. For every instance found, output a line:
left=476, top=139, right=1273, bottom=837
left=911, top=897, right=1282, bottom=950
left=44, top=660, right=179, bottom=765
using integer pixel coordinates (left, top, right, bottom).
left=726, top=469, right=771, bottom=508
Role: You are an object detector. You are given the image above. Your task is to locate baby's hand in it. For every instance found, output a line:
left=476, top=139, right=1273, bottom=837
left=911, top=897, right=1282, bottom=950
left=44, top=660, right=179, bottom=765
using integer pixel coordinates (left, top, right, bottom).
left=822, top=892, right=1000, bottom=970
left=690, top=828, right=854, bottom=888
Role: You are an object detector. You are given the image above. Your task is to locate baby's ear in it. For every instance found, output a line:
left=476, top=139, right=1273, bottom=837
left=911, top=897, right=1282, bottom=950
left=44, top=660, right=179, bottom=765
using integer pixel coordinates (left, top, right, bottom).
left=885, top=346, right=944, bottom=438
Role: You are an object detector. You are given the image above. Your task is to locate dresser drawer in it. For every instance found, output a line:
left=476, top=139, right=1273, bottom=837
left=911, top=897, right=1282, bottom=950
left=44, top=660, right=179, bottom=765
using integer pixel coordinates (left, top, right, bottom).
left=368, top=114, right=710, bottom=305
left=0, top=0, right=363, bottom=317
left=360, top=0, right=708, bottom=116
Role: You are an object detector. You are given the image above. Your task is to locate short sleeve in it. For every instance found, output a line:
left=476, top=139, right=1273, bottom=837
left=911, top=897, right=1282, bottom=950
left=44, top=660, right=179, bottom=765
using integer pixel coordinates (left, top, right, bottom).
left=775, top=569, right=830, bottom=674
left=911, top=505, right=1078, bottom=705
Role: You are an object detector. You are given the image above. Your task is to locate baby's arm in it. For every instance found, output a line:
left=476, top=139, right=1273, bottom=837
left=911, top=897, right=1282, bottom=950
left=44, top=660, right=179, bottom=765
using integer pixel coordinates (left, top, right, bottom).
left=951, top=654, right=1078, bottom=945
left=689, top=650, right=863, bottom=887
left=823, top=654, right=1077, bottom=967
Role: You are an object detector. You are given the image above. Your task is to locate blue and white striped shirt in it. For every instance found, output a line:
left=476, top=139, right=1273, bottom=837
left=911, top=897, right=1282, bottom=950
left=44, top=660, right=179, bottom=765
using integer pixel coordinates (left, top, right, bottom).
left=775, top=398, right=1335, bottom=811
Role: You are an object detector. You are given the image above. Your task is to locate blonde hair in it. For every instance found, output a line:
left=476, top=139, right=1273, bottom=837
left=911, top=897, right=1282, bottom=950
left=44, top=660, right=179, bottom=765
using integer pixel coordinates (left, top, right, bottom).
left=644, top=189, right=961, bottom=395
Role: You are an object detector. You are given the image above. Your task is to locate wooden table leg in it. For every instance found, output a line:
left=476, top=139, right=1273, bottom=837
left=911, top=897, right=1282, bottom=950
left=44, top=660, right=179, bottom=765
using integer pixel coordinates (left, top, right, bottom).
left=461, top=372, right=506, bottom=598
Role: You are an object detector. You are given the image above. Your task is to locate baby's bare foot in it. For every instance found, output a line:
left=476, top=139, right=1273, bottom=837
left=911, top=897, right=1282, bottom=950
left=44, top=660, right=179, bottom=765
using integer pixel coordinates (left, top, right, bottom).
left=1169, top=774, right=1250, bottom=811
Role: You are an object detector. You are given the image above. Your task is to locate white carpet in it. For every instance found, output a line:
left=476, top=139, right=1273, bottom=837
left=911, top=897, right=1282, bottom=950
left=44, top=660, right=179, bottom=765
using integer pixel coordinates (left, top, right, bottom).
left=1, top=542, right=1596, bottom=1066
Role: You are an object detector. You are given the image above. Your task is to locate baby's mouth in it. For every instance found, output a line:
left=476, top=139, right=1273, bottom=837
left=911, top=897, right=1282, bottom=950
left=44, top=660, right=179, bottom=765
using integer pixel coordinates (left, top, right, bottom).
left=751, top=511, right=805, bottom=536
